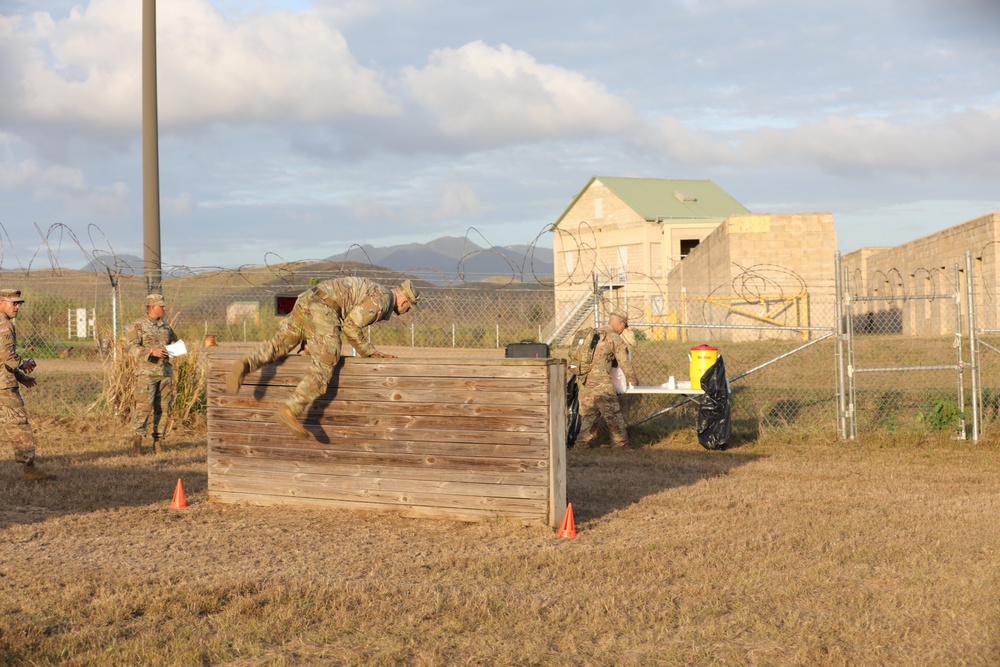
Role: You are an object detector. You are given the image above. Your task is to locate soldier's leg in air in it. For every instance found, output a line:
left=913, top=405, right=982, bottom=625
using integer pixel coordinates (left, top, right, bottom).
left=228, top=310, right=306, bottom=395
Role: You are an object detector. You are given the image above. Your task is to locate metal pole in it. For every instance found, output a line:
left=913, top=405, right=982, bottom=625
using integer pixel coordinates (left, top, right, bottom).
left=143, top=0, right=162, bottom=294
left=844, top=262, right=857, bottom=440
left=954, top=263, right=966, bottom=439
left=966, top=251, right=980, bottom=441
left=834, top=252, right=847, bottom=440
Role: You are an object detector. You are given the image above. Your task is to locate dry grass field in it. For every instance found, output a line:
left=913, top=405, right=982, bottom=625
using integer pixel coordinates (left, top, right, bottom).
left=2, top=412, right=1000, bottom=666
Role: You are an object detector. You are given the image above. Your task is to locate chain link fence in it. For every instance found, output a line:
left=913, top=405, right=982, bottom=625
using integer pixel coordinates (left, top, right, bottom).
left=6, top=249, right=1000, bottom=444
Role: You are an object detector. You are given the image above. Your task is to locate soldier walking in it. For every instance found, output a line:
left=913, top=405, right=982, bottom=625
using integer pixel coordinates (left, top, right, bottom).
left=576, top=312, right=639, bottom=449
left=126, top=294, right=178, bottom=455
left=0, top=289, right=54, bottom=481
left=226, top=277, right=420, bottom=438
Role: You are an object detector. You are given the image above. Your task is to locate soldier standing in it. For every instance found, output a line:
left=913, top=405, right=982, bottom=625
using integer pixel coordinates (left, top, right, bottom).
left=0, top=289, right=54, bottom=481
left=227, top=277, right=421, bottom=438
left=576, top=312, right=639, bottom=449
left=126, top=294, right=178, bottom=455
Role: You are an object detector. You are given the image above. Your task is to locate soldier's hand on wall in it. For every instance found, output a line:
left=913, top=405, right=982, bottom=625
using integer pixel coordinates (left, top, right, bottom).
left=369, top=351, right=397, bottom=359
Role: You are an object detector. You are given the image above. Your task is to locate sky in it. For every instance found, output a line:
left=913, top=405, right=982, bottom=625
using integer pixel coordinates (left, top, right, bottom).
left=1, top=0, right=999, bottom=270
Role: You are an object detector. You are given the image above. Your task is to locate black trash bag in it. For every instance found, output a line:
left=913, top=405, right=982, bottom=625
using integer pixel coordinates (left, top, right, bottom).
left=697, top=356, right=732, bottom=451
left=566, top=375, right=581, bottom=449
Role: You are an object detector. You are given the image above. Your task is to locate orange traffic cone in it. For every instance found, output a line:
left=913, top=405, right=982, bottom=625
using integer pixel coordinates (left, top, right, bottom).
left=170, top=478, right=188, bottom=509
left=556, top=503, right=576, bottom=538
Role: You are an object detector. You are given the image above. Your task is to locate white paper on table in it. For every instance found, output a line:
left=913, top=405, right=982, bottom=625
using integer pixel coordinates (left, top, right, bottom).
left=165, top=340, right=187, bottom=358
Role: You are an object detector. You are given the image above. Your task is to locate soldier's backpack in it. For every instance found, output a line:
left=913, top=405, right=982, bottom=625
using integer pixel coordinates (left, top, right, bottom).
left=567, top=326, right=603, bottom=380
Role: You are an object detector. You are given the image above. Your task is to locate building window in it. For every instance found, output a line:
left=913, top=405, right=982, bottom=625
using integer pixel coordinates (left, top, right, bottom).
left=564, top=250, right=575, bottom=276
left=652, top=296, right=664, bottom=316
left=594, top=198, right=603, bottom=219
left=616, top=246, right=628, bottom=281
left=680, top=239, right=700, bottom=258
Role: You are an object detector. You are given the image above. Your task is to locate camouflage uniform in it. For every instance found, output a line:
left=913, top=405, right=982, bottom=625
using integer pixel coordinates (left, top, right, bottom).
left=577, top=323, right=637, bottom=448
left=126, top=309, right=178, bottom=440
left=0, top=309, right=36, bottom=464
left=240, top=277, right=399, bottom=416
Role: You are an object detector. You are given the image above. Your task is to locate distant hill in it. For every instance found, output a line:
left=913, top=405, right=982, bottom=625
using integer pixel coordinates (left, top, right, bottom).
left=327, top=236, right=553, bottom=282
left=81, top=254, right=145, bottom=274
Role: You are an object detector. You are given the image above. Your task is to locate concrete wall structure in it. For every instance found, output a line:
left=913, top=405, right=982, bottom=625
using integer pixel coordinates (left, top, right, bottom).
left=842, top=212, right=1000, bottom=334
left=665, top=213, right=838, bottom=341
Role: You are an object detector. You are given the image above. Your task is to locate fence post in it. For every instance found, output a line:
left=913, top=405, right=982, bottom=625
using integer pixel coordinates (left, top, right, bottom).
left=835, top=252, right=847, bottom=441
left=966, top=251, right=980, bottom=441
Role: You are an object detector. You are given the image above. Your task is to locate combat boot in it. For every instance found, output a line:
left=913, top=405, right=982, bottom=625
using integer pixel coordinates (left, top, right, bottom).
left=23, top=461, right=55, bottom=482
left=152, top=435, right=163, bottom=455
left=226, top=359, right=250, bottom=396
left=130, top=435, right=143, bottom=457
left=274, top=404, right=309, bottom=439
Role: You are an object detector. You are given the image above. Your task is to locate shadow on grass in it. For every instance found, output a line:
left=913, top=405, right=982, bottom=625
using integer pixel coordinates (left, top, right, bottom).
left=566, top=445, right=765, bottom=523
left=0, top=437, right=209, bottom=529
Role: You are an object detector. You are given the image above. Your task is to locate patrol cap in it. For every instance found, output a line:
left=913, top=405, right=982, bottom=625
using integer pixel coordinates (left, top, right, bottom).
left=399, top=280, right=421, bottom=305
left=145, top=293, right=166, bottom=307
left=610, top=312, right=629, bottom=327
left=0, top=289, right=25, bottom=303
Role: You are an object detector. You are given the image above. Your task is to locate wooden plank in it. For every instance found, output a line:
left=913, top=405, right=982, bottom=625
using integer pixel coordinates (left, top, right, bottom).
left=207, top=358, right=555, bottom=383
left=209, top=395, right=550, bottom=419
left=209, top=469, right=547, bottom=506
left=208, top=407, right=547, bottom=434
left=208, top=419, right=550, bottom=447
left=210, top=443, right=550, bottom=473
left=209, top=465, right=548, bottom=500
left=207, top=432, right=545, bottom=458
left=207, top=490, right=544, bottom=523
left=547, top=362, right=567, bottom=528
left=215, top=384, right=549, bottom=407
left=209, top=452, right=549, bottom=486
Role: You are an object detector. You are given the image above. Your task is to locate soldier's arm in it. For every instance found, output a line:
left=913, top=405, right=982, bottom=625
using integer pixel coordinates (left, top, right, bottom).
left=341, top=297, right=382, bottom=357
left=615, top=340, right=638, bottom=385
left=126, top=323, right=154, bottom=361
left=0, top=325, right=23, bottom=372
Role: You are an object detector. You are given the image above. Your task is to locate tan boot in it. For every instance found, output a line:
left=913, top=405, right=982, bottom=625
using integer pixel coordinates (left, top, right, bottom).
left=130, top=435, right=143, bottom=457
left=23, top=461, right=55, bottom=482
left=274, top=404, right=309, bottom=439
left=152, top=436, right=163, bottom=455
left=226, top=359, right=250, bottom=396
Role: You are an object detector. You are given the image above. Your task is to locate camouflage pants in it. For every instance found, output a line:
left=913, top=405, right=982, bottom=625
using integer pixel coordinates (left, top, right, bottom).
left=130, top=374, right=174, bottom=437
left=578, top=381, right=629, bottom=447
left=0, top=386, right=36, bottom=463
left=242, top=296, right=342, bottom=416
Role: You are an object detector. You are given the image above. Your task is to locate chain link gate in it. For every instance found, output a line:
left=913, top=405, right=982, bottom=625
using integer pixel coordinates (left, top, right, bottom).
left=843, top=259, right=970, bottom=440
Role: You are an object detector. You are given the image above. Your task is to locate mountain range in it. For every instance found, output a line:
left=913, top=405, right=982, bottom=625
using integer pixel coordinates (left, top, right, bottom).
left=81, top=237, right=554, bottom=281
left=325, top=237, right=553, bottom=281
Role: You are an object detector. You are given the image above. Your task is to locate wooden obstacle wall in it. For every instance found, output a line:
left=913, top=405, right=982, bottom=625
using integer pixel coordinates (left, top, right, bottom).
left=207, top=352, right=567, bottom=526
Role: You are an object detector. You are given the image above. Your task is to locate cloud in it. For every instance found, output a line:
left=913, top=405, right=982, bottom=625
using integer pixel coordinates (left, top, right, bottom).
left=163, top=192, right=195, bottom=216
left=0, top=0, right=399, bottom=134
left=402, top=41, right=638, bottom=147
left=0, top=157, right=86, bottom=194
left=644, top=107, right=1000, bottom=178
left=432, top=182, right=481, bottom=221
left=352, top=195, right=396, bottom=221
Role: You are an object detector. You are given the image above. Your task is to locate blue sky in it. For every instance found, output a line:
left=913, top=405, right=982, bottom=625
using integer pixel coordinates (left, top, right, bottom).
left=1, top=0, right=999, bottom=269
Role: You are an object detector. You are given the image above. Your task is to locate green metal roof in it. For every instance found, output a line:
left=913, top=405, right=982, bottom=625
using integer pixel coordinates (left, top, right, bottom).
left=553, top=176, right=750, bottom=228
